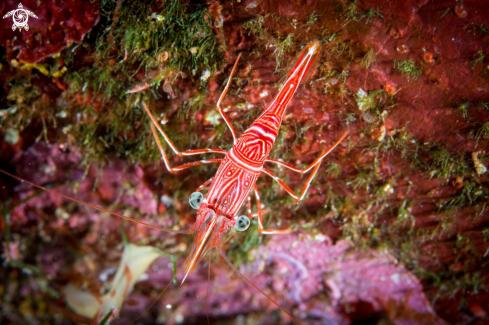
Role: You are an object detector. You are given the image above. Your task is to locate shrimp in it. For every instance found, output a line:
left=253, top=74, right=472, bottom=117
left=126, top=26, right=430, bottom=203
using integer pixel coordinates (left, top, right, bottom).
left=0, top=40, right=347, bottom=324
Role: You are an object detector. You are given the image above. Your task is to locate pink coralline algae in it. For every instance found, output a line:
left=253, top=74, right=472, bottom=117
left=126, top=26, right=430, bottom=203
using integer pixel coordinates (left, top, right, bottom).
left=125, top=235, right=448, bottom=325
left=251, top=235, right=447, bottom=324
left=10, top=142, right=166, bottom=250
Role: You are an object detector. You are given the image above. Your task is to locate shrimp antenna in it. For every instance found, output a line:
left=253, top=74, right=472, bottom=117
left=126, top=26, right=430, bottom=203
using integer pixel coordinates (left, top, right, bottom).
left=0, top=168, right=187, bottom=234
left=217, top=248, right=301, bottom=325
left=206, top=251, right=212, bottom=325
left=127, top=263, right=185, bottom=324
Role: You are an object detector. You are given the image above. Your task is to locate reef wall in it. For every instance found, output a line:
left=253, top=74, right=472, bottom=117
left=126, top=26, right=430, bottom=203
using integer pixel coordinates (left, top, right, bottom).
left=1, top=0, right=488, bottom=324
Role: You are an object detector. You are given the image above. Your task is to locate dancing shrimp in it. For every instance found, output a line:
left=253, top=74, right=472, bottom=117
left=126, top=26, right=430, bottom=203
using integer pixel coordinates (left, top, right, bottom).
left=1, top=40, right=347, bottom=324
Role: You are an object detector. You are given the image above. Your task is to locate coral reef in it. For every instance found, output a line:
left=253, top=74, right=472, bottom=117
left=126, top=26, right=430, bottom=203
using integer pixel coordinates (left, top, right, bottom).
left=1, top=0, right=488, bottom=324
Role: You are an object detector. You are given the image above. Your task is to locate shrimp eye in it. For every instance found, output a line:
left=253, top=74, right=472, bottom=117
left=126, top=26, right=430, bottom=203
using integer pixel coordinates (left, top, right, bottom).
left=234, top=215, right=250, bottom=231
left=189, top=192, right=204, bottom=209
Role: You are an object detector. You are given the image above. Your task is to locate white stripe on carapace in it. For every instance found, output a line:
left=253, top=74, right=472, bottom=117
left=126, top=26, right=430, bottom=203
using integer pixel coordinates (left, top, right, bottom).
left=207, top=162, right=237, bottom=201
left=267, top=85, right=294, bottom=113
left=250, top=126, right=276, bottom=142
left=229, top=148, right=262, bottom=173
left=213, top=174, right=239, bottom=208
left=244, top=138, right=267, bottom=154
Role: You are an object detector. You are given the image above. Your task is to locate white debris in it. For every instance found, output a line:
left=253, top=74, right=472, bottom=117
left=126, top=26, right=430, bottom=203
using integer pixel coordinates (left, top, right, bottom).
left=391, top=273, right=400, bottom=284
left=314, top=234, right=328, bottom=242
left=205, top=110, right=221, bottom=126
left=472, top=151, right=487, bottom=176
left=355, top=88, right=368, bottom=111
left=200, top=69, right=211, bottom=82
left=4, top=129, right=19, bottom=145
left=160, top=195, right=173, bottom=207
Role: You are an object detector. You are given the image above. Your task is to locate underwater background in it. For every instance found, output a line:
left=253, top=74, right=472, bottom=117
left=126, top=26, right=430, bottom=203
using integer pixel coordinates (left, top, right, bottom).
left=0, top=0, right=488, bottom=324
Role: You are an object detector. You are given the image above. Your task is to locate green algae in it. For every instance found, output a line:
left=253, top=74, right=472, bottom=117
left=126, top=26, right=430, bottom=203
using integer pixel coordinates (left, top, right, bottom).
left=459, top=102, right=472, bottom=118
left=359, top=46, right=376, bottom=70
left=464, top=23, right=489, bottom=36
left=322, top=116, right=489, bottom=304
left=2, top=0, right=224, bottom=167
left=341, top=0, right=383, bottom=26
left=243, top=13, right=300, bottom=70
left=475, top=122, right=489, bottom=147
left=470, top=51, right=485, bottom=70
left=393, top=59, right=422, bottom=81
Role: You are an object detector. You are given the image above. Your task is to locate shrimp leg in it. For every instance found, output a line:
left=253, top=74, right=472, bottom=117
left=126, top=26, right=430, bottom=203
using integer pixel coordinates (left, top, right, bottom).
left=196, top=178, right=214, bottom=192
left=143, top=54, right=242, bottom=173
left=246, top=193, right=270, bottom=218
left=261, top=164, right=321, bottom=202
left=149, top=122, right=223, bottom=173
left=216, top=53, right=241, bottom=144
left=253, top=185, right=291, bottom=235
left=262, top=131, right=348, bottom=201
left=172, top=159, right=223, bottom=172
left=265, top=131, right=348, bottom=173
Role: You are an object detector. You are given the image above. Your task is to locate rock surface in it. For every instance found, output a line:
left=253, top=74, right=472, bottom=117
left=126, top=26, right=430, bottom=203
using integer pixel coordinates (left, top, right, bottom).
left=0, top=0, right=488, bottom=324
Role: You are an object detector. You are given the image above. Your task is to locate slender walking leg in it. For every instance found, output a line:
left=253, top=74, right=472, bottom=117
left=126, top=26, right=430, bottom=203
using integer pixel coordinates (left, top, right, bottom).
left=196, top=178, right=214, bottom=192
left=253, top=185, right=291, bottom=234
left=172, top=159, right=223, bottom=171
left=265, top=131, right=348, bottom=173
left=261, top=131, right=348, bottom=201
left=143, top=103, right=227, bottom=160
left=150, top=123, right=222, bottom=172
left=246, top=194, right=271, bottom=218
left=216, top=54, right=242, bottom=144
left=261, top=164, right=321, bottom=202
left=206, top=252, right=211, bottom=325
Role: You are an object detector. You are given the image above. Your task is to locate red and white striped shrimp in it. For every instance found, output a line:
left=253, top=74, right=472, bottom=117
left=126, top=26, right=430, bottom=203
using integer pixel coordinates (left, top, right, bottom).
left=142, top=40, right=347, bottom=320
left=1, top=40, right=347, bottom=324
